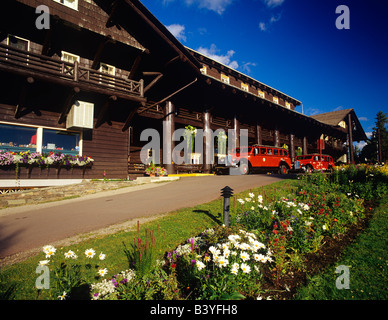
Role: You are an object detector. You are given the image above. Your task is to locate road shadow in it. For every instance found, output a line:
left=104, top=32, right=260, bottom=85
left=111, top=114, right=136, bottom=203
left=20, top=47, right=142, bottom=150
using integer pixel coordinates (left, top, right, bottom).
left=193, top=209, right=222, bottom=225
left=0, top=224, right=25, bottom=260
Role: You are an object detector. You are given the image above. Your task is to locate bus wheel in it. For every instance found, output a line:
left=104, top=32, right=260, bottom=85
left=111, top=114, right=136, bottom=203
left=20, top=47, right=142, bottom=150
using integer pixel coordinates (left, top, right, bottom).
left=306, top=165, right=313, bottom=174
left=279, top=164, right=288, bottom=175
left=240, top=162, right=250, bottom=175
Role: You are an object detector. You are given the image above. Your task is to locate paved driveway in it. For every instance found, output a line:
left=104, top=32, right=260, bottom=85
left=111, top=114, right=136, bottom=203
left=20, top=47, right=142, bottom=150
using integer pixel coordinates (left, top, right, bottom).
left=0, top=174, right=284, bottom=262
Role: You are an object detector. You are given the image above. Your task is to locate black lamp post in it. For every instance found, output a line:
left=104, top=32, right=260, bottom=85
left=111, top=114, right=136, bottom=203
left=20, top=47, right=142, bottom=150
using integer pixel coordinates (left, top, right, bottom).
left=221, top=186, right=233, bottom=226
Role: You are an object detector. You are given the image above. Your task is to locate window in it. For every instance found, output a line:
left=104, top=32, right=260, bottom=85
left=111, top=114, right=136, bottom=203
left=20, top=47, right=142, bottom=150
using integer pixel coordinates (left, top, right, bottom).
left=279, top=150, right=283, bottom=156
left=6, top=35, right=30, bottom=64
left=241, top=83, right=249, bottom=92
left=99, top=62, right=116, bottom=87
left=221, top=74, right=230, bottom=84
left=0, top=123, right=81, bottom=156
left=258, top=90, right=265, bottom=98
left=7, top=35, right=29, bottom=51
left=99, top=62, right=115, bottom=76
left=53, top=0, right=78, bottom=10
left=285, top=102, right=291, bottom=109
left=273, top=96, right=279, bottom=104
left=338, top=120, right=346, bottom=128
left=0, top=124, right=37, bottom=153
left=200, top=66, right=207, bottom=75
left=61, top=51, right=80, bottom=64
left=42, top=129, right=80, bottom=156
left=267, top=148, right=273, bottom=155
left=274, top=149, right=279, bottom=156
left=260, top=148, right=266, bottom=155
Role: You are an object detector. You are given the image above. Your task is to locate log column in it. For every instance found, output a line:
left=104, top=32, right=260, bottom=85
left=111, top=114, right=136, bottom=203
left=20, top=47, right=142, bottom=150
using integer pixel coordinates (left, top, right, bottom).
left=303, top=136, right=308, bottom=155
left=256, top=123, right=262, bottom=146
left=274, top=127, right=280, bottom=147
left=233, top=115, right=240, bottom=148
left=289, top=133, right=295, bottom=161
left=163, top=101, right=175, bottom=174
left=203, top=109, right=212, bottom=173
left=348, top=113, right=354, bottom=164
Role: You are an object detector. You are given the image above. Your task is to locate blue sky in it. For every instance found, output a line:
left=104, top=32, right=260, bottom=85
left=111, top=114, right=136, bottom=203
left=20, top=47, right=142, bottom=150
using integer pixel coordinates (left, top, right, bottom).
left=140, top=0, right=388, bottom=146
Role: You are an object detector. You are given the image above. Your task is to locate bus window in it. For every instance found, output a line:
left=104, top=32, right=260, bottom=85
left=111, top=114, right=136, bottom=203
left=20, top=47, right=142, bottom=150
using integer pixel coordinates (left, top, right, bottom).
left=267, top=149, right=273, bottom=155
left=274, top=149, right=279, bottom=155
left=260, top=148, right=266, bottom=155
left=284, top=150, right=288, bottom=157
left=279, top=149, right=284, bottom=156
left=254, top=148, right=259, bottom=156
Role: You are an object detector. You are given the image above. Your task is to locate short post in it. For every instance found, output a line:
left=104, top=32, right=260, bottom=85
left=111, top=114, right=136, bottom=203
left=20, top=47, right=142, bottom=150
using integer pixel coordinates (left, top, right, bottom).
left=221, top=186, right=234, bottom=226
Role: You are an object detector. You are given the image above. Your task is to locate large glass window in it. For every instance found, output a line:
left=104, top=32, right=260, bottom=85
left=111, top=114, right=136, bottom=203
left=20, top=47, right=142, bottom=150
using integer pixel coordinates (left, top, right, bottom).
left=0, top=124, right=37, bottom=153
left=0, top=123, right=80, bottom=156
left=42, top=129, right=80, bottom=156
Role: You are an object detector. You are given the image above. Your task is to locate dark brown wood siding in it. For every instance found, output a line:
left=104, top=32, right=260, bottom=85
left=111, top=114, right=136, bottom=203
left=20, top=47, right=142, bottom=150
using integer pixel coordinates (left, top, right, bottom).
left=18, top=0, right=144, bottom=50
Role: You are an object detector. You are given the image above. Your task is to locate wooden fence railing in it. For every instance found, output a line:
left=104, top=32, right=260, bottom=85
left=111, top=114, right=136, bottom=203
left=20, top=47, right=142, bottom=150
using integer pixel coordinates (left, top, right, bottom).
left=0, top=43, right=143, bottom=97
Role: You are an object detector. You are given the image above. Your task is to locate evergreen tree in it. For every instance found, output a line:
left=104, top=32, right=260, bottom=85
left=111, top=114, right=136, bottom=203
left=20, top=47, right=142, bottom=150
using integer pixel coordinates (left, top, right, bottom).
left=360, top=111, right=388, bottom=163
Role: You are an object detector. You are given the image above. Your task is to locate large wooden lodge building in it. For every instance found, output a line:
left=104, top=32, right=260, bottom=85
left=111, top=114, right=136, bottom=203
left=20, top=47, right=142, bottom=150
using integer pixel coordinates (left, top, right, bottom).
left=0, top=0, right=367, bottom=181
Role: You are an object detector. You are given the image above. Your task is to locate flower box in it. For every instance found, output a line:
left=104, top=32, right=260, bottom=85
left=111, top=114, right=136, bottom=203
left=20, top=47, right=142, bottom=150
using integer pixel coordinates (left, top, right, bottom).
left=0, top=151, right=93, bottom=179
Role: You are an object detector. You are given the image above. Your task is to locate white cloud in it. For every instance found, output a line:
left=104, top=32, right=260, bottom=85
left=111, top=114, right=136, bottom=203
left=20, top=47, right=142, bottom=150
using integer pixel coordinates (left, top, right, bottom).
left=165, top=0, right=234, bottom=14
left=241, top=62, right=257, bottom=74
left=355, top=141, right=368, bottom=150
left=166, top=24, right=187, bottom=42
left=359, top=117, right=368, bottom=121
left=186, top=0, right=234, bottom=14
left=263, top=0, right=285, bottom=8
left=270, top=14, right=281, bottom=23
left=196, top=44, right=239, bottom=69
left=305, top=108, right=322, bottom=116
left=259, top=14, right=282, bottom=31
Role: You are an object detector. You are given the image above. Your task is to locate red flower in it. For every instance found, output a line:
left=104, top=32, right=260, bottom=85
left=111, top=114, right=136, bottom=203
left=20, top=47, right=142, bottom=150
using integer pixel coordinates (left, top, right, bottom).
left=171, top=263, right=177, bottom=269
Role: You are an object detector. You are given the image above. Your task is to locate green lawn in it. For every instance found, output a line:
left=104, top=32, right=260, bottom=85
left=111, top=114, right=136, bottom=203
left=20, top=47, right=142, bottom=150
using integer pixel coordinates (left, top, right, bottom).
left=0, top=180, right=285, bottom=300
left=294, top=196, right=388, bottom=300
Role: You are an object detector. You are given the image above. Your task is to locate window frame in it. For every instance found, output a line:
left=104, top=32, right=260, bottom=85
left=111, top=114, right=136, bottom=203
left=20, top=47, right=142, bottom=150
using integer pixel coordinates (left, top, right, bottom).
left=0, top=121, right=83, bottom=156
left=61, top=51, right=80, bottom=64
left=221, top=73, right=230, bottom=84
left=53, top=0, right=78, bottom=11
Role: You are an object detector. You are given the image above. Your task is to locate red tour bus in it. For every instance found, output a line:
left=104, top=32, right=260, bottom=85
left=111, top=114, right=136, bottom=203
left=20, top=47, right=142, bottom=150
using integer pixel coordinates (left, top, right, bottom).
left=293, top=154, right=335, bottom=173
left=215, top=145, right=292, bottom=175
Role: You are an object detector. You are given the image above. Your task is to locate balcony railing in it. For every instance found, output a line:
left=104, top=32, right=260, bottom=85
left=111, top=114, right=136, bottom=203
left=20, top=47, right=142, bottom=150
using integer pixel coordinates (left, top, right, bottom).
left=0, top=43, right=144, bottom=98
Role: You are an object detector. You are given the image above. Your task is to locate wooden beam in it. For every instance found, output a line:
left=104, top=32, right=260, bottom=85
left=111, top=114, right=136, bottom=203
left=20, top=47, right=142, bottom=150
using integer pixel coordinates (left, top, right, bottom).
left=128, top=53, right=143, bottom=80
left=91, top=36, right=111, bottom=70
left=122, top=105, right=140, bottom=132
left=95, top=95, right=117, bottom=128
left=143, top=72, right=163, bottom=94
left=58, top=87, right=80, bottom=124
left=106, top=0, right=120, bottom=28
left=15, top=77, right=34, bottom=119
left=41, top=15, right=60, bottom=56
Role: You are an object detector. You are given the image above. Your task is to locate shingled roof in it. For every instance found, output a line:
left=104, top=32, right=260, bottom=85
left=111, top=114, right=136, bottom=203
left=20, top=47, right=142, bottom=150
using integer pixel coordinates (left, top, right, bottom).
left=310, top=109, right=353, bottom=126
left=311, top=109, right=367, bottom=141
